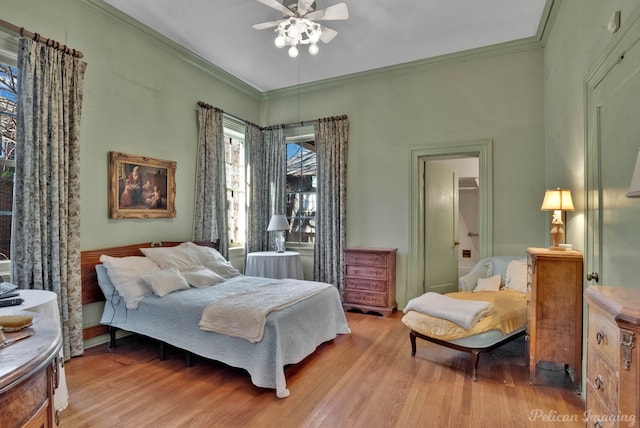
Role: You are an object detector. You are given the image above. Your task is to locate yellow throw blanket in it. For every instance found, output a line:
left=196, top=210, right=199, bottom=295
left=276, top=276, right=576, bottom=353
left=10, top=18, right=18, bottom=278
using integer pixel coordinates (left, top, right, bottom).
left=199, top=280, right=332, bottom=343
left=402, top=289, right=527, bottom=341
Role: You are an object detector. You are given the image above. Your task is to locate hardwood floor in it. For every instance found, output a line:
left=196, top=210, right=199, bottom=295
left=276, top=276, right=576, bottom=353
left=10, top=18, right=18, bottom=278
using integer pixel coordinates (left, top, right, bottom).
left=60, top=311, right=585, bottom=427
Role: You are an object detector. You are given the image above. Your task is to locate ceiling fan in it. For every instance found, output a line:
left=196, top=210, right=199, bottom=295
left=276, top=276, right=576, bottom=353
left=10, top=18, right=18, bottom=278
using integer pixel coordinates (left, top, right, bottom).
left=253, top=0, right=349, bottom=57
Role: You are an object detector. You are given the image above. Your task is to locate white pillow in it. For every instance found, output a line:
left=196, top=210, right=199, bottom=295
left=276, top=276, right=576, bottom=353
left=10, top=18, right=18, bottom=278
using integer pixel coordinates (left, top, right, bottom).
left=505, top=260, right=528, bottom=293
left=474, top=274, right=501, bottom=292
left=99, top=255, right=160, bottom=309
left=140, top=243, right=200, bottom=270
left=186, top=242, right=241, bottom=279
left=141, top=267, right=190, bottom=297
left=180, top=266, right=226, bottom=288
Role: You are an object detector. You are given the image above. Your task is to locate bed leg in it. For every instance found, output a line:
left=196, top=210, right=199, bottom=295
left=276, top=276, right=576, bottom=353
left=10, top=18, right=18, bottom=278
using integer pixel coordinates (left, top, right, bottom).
left=185, top=352, right=193, bottom=367
left=109, top=326, right=117, bottom=348
left=159, top=342, right=167, bottom=361
left=410, top=331, right=417, bottom=356
left=470, top=350, right=480, bottom=381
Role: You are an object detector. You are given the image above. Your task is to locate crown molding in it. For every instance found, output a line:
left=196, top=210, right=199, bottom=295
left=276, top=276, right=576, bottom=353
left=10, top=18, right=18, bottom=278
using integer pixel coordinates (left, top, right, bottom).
left=536, top=0, right=563, bottom=46
left=264, top=37, right=543, bottom=100
left=76, top=0, right=263, bottom=100
left=74, top=0, right=543, bottom=103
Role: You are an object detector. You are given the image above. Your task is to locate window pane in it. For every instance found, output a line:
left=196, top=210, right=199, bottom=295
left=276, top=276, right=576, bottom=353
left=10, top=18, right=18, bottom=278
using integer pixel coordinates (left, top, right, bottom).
left=0, top=63, right=17, bottom=260
left=286, top=142, right=316, bottom=244
left=225, top=136, right=245, bottom=247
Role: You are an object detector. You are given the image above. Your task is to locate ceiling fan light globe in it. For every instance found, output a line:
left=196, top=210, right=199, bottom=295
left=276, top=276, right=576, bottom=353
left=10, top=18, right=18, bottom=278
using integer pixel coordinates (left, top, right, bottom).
left=309, top=43, right=319, bottom=55
left=288, top=45, right=299, bottom=58
left=275, top=36, right=286, bottom=48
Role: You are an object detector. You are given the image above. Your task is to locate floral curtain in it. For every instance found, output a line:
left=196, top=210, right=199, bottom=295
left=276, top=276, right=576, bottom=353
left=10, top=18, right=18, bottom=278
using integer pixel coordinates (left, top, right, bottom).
left=194, top=104, right=229, bottom=258
left=11, top=38, right=87, bottom=359
left=245, top=125, right=286, bottom=253
left=314, top=116, right=349, bottom=291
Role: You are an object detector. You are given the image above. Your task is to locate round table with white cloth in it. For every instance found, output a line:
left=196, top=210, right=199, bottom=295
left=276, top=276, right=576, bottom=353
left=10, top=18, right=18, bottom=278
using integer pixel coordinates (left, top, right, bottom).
left=245, top=251, right=304, bottom=279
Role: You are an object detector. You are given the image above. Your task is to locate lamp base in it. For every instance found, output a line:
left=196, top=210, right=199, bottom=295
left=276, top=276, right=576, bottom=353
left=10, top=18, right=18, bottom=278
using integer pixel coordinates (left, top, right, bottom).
left=274, top=231, right=286, bottom=253
left=548, top=246, right=567, bottom=251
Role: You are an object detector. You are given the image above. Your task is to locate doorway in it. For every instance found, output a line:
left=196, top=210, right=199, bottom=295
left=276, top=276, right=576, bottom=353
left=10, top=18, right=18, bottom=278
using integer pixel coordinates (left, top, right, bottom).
left=407, top=140, right=492, bottom=301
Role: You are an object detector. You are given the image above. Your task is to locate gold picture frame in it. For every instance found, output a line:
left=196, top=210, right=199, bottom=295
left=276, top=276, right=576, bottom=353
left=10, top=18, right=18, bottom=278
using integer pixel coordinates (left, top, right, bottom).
left=108, top=151, right=176, bottom=219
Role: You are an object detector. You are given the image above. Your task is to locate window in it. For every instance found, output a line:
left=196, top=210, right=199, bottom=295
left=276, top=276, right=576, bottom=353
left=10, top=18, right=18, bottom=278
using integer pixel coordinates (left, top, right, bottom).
left=0, top=63, right=17, bottom=261
left=286, top=138, right=316, bottom=244
left=223, top=118, right=246, bottom=247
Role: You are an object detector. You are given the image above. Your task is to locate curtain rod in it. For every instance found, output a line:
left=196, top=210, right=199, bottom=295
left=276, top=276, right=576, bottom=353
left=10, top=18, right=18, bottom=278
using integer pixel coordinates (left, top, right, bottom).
left=0, top=19, right=84, bottom=59
left=197, top=101, right=347, bottom=130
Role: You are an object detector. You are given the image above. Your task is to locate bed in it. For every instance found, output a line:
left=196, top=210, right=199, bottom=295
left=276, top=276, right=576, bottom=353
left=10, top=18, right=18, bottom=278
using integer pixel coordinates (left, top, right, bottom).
left=81, top=241, right=350, bottom=398
left=401, top=256, right=528, bottom=380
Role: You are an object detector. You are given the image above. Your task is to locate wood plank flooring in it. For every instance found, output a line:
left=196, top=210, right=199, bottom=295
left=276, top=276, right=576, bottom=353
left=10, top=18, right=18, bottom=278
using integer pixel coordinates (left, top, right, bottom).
left=59, top=311, right=585, bottom=427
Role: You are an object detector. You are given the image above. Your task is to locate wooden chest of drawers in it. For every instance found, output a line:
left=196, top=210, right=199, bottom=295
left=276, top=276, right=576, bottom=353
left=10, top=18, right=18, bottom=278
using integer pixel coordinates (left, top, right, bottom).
left=585, top=286, right=640, bottom=428
left=526, top=247, right=583, bottom=390
left=343, top=247, right=397, bottom=317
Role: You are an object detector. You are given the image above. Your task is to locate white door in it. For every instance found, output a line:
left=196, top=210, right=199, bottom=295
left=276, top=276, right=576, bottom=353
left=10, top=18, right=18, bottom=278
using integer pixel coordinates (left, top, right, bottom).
left=423, top=160, right=459, bottom=294
left=586, top=22, right=640, bottom=286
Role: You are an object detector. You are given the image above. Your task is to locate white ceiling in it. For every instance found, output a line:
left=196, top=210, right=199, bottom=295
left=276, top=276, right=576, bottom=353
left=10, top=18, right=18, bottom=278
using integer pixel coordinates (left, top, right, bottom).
left=102, top=0, right=547, bottom=92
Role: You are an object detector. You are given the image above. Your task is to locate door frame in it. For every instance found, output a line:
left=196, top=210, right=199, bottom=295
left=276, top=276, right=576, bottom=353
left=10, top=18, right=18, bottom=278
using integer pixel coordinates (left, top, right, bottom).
left=584, top=4, right=640, bottom=285
left=407, top=140, right=493, bottom=302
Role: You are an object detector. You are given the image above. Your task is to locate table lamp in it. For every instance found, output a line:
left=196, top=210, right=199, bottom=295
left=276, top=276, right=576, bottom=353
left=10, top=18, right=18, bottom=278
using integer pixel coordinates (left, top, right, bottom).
left=540, top=188, right=574, bottom=250
left=267, top=215, right=289, bottom=253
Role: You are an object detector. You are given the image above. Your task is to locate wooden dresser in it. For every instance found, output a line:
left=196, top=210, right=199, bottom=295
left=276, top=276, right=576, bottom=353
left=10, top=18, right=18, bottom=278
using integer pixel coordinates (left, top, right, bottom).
left=343, top=247, right=397, bottom=317
left=0, top=316, right=61, bottom=428
left=585, top=286, right=640, bottom=428
left=526, top=247, right=583, bottom=390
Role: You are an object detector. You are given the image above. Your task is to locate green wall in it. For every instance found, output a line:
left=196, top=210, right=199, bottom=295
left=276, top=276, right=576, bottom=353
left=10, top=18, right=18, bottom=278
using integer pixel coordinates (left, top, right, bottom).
left=265, top=46, right=547, bottom=306
left=4, top=0, right=548, bottom=330
left=3, top=0, right=263, bottom=251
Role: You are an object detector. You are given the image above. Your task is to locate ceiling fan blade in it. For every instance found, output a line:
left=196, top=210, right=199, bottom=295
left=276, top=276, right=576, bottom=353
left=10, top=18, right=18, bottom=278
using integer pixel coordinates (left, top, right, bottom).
left=252, top=19, right=285, bottom=30
left=306, top=3, right=349, bottom=21
left=319, top=26, right=338, bottom=43
left=297, top=0, right=315, bottom=16
left=256, top=0, right=294, bottom=17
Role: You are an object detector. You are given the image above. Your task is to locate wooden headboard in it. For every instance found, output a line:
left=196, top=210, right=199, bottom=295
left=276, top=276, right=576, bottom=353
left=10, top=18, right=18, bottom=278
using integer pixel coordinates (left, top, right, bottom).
left=80, top=240, right=218, bottom=340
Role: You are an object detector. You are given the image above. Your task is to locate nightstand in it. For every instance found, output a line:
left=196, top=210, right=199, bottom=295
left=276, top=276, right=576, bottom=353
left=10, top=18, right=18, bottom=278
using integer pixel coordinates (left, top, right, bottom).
left=343, top=247, right=397, bottom=317
left=526, top=247, right=583, bottom=390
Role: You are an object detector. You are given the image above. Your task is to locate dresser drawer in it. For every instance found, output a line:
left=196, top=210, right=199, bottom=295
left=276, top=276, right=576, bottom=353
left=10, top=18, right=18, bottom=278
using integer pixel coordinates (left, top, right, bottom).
left=587, top=343, right=618, bottom=413
left=344, top=290, right=387, bottom=307
left=588, top=308, right=620, bottom=368
left=586, top=383, right=618, bottom=428
left=346, top=265, right=388, bottom=280
left=345, top=278, right=388, bottom=293
left=345, top=252, right=388, bottom=267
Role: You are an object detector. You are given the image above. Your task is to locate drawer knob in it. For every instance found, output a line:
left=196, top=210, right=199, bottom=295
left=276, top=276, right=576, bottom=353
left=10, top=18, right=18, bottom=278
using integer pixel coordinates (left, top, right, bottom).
left=594, top=421, right=603, bottom=428
left=593, top=374, right=603, bottom=390
left=595, top=331, right=605, bottom=345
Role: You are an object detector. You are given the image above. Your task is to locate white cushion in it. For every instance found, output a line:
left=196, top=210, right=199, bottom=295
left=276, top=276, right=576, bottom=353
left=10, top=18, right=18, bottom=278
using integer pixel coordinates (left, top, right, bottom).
left=180, top=266, right=226, bottom=288
left=141, top=267, right=190, bottom=297
left=473, top=274, right=501, bottom=292
left=505, top=260, right=528, bottom=293
left=99, top=255, right=160, bottom=309
left=139, top=243, right=200, bottom=270
left=186, top=242, right=241, bottom=278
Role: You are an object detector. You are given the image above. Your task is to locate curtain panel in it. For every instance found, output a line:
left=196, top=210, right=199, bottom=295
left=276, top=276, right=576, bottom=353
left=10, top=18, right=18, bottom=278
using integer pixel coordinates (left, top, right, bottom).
left=245, top=125, right=286, bottom=254
left=194, top=105, right=229, bottom=258
left=11, top=38, right=87, bottom=359
left=314, top=116, right=349, bottom=291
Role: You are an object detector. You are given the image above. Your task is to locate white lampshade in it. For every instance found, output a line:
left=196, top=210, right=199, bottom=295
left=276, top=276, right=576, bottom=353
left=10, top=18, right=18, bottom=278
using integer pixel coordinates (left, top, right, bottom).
left=627, top=149, right=640, bottom=198
left=267, top=215, right=289, bottom=231
left=541, top=188, right=575, bottom=211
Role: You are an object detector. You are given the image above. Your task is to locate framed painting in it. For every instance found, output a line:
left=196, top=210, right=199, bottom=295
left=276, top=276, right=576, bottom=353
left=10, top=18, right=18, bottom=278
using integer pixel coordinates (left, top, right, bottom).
left=109, top=151, right=176, bottom=219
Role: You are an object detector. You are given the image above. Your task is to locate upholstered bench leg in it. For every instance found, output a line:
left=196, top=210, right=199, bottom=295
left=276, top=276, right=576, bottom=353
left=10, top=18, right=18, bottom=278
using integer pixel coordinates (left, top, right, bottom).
left=470, top=350, right=480, bottom=381
left=410, top=331, right=417, bottom=356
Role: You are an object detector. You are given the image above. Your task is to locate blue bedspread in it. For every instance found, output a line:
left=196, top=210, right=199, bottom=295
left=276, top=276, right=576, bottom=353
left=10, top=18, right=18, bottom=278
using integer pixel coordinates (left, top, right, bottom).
left=98, top=268, right=350, bottom=398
